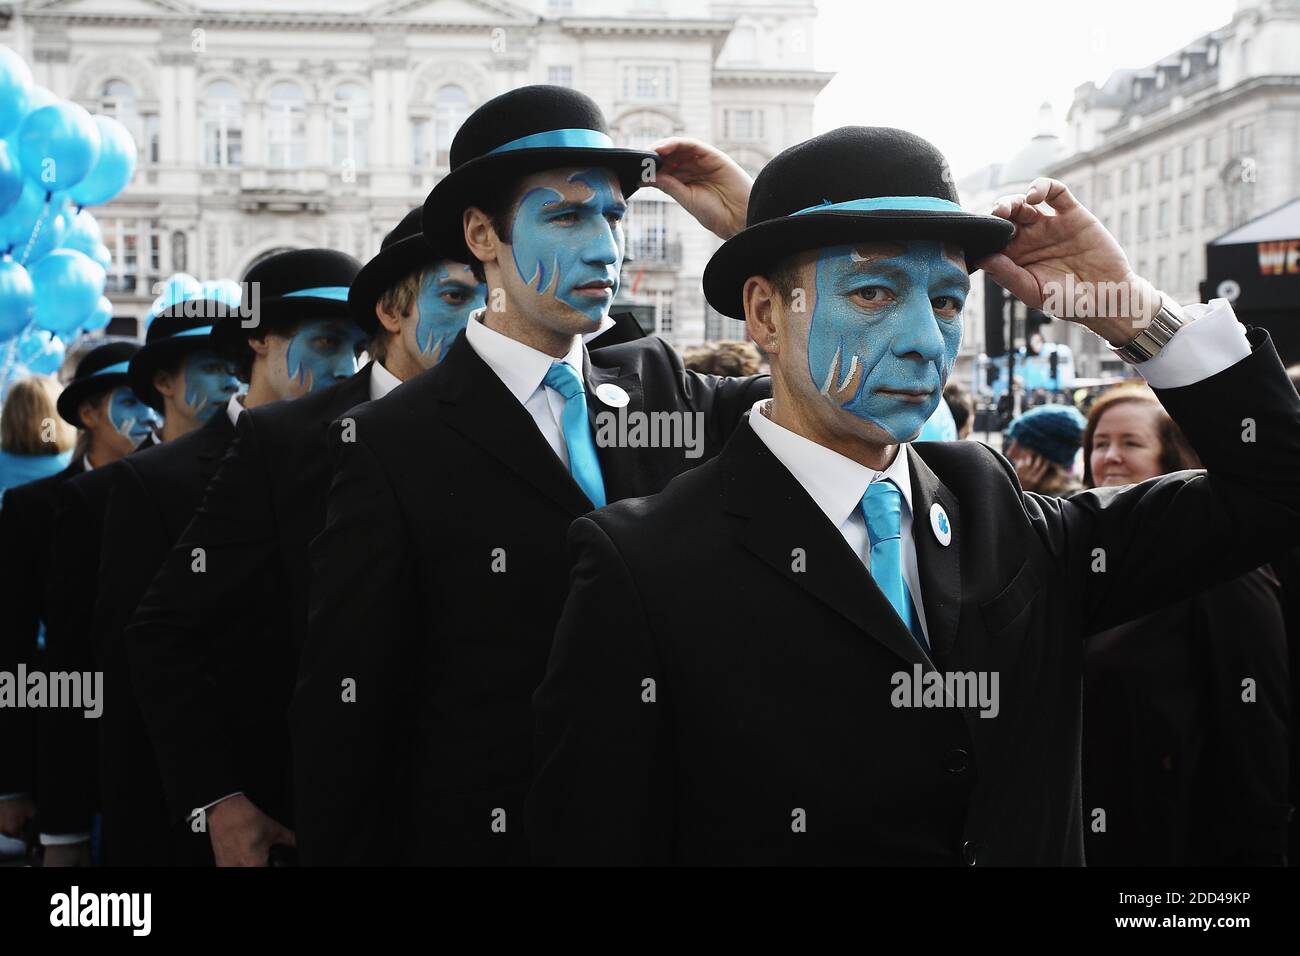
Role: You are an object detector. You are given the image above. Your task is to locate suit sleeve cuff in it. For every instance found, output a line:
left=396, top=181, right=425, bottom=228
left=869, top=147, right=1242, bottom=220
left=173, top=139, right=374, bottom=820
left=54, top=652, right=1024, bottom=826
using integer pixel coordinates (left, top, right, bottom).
left=1134, top=297, right=1252, bottom=389
left=190, top=791, right=244, bottom=819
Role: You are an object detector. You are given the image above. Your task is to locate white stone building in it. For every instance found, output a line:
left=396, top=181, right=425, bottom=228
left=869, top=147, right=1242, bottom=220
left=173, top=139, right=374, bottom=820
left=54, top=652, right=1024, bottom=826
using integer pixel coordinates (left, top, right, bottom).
left=0, top=0, right=833, bottom=345
left=1044, top=0, right=1300, bottom=377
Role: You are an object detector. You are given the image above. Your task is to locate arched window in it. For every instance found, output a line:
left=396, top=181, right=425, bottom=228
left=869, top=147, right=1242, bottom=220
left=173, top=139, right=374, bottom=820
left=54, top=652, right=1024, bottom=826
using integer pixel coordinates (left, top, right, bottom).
left=202, top=80, right=243, bottom=167
left=332, top=82, right=369, bottom=170
left=413, top=84, right=470, bottom=168
left=616, top=111, right=674, bottom=151
left=266, top=81, right=307, bottom=169
left=101, top=79, right=154, bottom=164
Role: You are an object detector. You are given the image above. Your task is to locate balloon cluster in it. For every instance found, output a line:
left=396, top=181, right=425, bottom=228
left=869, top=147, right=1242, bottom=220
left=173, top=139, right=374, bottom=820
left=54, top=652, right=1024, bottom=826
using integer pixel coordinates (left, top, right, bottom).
left=0, top=45, right=137, bottom=396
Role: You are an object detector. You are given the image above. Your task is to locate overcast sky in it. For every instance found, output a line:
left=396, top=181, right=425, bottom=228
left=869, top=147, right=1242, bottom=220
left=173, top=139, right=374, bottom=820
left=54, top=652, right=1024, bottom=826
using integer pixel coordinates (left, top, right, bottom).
left=812, top=0, right=1239, bottom=179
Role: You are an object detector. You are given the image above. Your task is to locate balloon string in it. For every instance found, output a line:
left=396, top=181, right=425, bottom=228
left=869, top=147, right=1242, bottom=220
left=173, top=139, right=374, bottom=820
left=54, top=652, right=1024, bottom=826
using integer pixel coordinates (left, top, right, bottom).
left=1, top=319, right=35, bottom=386
left=19, top=199, right=51, bottom=267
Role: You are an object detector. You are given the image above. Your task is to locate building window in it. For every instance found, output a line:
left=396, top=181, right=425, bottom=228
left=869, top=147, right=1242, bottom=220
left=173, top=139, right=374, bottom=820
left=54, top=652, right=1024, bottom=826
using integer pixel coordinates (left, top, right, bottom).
left=266, top=81, right=307, bottom=169
left=1178, top=192, right=1192, bottom=230
left=1180, top=143, right=1193, bottom=175
left=1204, top=133, right=1219, bottom=168
left=1203, top=185, right=1218, bottom=226
left=145, top=114, right=160, bottom=164
left=1119, top=210, right=1130, bottom=244
left=622, top=64, right=673, bottom=103
left=723, top=108, right=764, bottom=142
left=1120, top=165, right=1131, bottom=194
left=1157, top=199, right=1169, bottom=236
left=331, top=82, right=370, bottom=171
left=1138, top=159, right=1151, bottom=188
left=626, top=198, right=669, bottom=262
left=1236, top=122, right=1254, bottom=154
left=1156, top=255, right=1167, bottom=289
left=547, top=65, right=573, bottom=87
left=1096, top=171, right=1111, bottom=200
left=413, top=84, right=471, bottom=169
left=1159, top=151, right=1172, bottom=181
left=202, top=80, right=242, bottom=167
left=1137, top=204, right=1149, bottom=240
left=1177, top=251, right=1189, bottom=290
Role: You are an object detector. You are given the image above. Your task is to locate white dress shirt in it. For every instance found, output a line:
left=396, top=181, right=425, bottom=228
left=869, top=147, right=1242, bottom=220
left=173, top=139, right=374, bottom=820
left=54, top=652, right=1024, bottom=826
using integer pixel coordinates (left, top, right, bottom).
left=464, top=310, right=615, bottom=468
left=226, top=393, right=246, bottom=427
left=745, top=297, right=1253, bottom=650
left=369, top=360, right=402, bottom=401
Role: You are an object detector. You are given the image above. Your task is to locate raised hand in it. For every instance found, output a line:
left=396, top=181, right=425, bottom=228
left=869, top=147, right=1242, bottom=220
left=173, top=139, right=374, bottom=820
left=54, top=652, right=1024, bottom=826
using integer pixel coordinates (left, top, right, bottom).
left=650, top=137, right=752, bottom=240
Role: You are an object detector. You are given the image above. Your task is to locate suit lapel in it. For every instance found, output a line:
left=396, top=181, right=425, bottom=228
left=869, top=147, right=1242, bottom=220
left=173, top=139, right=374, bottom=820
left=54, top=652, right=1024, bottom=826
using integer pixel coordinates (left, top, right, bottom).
left=905, top=444, right=962, bottom=659
left=584, top=350, right=646, bottom=500
left=434, top=334, right=593, bottom=516
left=723, top=424, right=932, bottom=670
left=195, top=408, right=236, bottom=486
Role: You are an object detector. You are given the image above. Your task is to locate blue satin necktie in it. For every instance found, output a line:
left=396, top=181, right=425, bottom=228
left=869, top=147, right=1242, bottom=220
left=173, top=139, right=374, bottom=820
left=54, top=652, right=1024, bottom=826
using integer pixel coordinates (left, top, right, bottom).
left=543, top=362, right=607, bottom=508
left=861, top=479, right=928, bottom=651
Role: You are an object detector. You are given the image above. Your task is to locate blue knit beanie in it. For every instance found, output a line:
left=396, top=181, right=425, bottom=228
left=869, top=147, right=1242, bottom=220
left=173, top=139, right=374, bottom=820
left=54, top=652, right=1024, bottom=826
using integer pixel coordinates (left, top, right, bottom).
left=1005, top=404, right=1087, bottom=466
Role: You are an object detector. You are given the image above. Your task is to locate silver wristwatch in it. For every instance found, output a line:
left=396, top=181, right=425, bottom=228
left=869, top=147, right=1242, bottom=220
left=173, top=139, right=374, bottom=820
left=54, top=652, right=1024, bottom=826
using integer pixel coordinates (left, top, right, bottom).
left=1108, top=300, right=1187, bottom=365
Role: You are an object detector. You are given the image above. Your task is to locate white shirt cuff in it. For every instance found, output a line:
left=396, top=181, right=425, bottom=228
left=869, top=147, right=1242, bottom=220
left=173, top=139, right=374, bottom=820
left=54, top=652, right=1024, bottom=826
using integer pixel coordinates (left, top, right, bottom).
left=39, top=832, right=90, bottom=846
left=1133, top=297, right=1251, bottom=389
left=191, top=791, right=244, bottom=819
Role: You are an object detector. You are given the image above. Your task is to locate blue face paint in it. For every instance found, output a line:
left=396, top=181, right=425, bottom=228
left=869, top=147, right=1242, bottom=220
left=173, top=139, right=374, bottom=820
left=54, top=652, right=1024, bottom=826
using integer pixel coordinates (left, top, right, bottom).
left=510, top=168, right=625, bottom=325
left=285, top=318, right=365, bottom=392
left=107, top=386, right=161, bottom=446
left=180, top=348, right=240, bottom=423
left=806, top=240, right=967, bottom=441
left=414, top=263, right=486, bottom=365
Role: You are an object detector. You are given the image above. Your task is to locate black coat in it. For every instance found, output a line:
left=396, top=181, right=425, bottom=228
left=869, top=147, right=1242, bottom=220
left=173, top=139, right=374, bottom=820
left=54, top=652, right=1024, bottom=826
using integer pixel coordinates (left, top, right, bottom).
left=526, top=327, right=1300, bottom=866
left=90, top=411, right=238, bottom=864
left=291, top=332, right=770, bottom=865
left=1083, top=566, right=1290, bottom=866
left=0, top=461, right=82, bottom=802
left=126, top=366, right=374, bottom=829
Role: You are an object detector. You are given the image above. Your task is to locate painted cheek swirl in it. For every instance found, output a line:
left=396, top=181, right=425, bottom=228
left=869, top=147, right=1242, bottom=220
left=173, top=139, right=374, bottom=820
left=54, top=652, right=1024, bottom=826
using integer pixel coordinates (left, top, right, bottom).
left=415, top=265, right=486, bottom=365
left=182, top=351, right=239, bottom=422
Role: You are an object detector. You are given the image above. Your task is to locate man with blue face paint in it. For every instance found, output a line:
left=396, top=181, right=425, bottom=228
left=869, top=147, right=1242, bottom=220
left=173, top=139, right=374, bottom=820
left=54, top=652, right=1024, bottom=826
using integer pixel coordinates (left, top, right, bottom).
left=126, top=222, right=487, bottom=867
left=292, top=85, right=769, bottom=866
left=527, top=126, right=1300, bottom=866
left=0, top=341, right=152, bottom=863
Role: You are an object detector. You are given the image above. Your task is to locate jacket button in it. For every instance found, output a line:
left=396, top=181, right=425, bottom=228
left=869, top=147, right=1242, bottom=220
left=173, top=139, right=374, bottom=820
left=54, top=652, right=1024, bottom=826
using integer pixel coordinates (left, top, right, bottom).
left=944, top=748, right=970, bottom=774
left=961, top=841, right=979, bottom=866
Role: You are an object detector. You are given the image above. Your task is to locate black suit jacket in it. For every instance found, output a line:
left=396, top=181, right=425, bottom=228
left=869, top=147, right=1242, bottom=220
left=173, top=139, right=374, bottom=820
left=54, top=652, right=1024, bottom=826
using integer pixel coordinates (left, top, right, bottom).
left=527, top=327, right=1300, bottom=866
left=126, top=366, right=373, bottom=828
left=1083, top=565, right=1289, bottom=866
left=0, top=462, right=82, bottom=801
left=87, top=411, right=238, bottom=864
left=292, top=331, right=770, bottom=865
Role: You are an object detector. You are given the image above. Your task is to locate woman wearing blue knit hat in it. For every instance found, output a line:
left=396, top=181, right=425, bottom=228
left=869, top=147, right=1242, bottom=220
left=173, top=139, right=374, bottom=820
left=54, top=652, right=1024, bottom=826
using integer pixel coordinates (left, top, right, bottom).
left=1003, top=402, right=1087, bottom=497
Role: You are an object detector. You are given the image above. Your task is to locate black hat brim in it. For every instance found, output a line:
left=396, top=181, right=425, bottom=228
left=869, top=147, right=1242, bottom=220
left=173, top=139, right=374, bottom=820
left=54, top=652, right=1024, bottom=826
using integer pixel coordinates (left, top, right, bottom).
left=208, top=294, right=354, bottom=356
left=56, top=374, right=129, bottom=428
left=423, top=147, right=661, bottom=265
left=702, top=210, right=1016, bottom=321
left=348, top=235, right=442, bottom=336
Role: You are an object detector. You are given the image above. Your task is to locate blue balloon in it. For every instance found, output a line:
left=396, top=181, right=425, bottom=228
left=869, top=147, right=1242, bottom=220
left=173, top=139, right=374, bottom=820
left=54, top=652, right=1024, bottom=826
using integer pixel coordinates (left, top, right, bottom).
left=88, top=242, right=112, bottom=271
left=23, top=202, right=69, bottom=263
left=14, top=327, right=63, bottom=374
left=0, top=180, right=67, bottom=257
left=69, top=115, right=135, bottom=207
left=18, top=102, right=100, bottom=193
left=0, top=48, right=33, bottom=139
left=30, top=248, right=104, bottom=335
left=0, top=140, right=22, bottom=216
left=0, top=257, right=34, bottom=341
left=60, top=207, right=100, bottom=255
left=80, top=294, right=112, bottom=333
left=200, top=278, right=243, bottom=307
left=150, top=272, right=202, bottom=316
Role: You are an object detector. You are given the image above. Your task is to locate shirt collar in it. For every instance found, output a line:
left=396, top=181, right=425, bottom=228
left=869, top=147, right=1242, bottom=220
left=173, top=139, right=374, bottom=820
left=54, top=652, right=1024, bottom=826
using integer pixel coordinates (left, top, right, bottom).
left=226, top=393, right=246, bottom=427
left=464, top=309, right=599, bottom=405
left=370, top=360, right=401, bottom=401
left=746, top=399, right=913, bottom=528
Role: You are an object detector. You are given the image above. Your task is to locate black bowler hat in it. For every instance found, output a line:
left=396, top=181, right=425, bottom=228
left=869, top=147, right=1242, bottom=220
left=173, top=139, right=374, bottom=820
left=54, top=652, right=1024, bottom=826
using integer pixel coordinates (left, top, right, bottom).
left=210, top=248, right=364, bottom=357
left=56, top=340, right=144, bottom=427
left=702, top=127, right=1016, bottom=320
left=349, top=208, right=463, bottom=335
left=422, top=85, right=661, bottom=264
left=128, top=300, right=241, bottom=412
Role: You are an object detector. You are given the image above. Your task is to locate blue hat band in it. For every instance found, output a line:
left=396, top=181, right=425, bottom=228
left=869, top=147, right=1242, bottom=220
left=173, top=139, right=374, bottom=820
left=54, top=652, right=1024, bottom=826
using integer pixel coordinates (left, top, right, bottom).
left=791, top=195, right=966, bottom=217
left=486, top=128, right=617, bottom=156
left=281, top=286, right=350, bottom=302
left=169, top=324, right=214, bottom=339
left=85, top=360, right=131, bottom=379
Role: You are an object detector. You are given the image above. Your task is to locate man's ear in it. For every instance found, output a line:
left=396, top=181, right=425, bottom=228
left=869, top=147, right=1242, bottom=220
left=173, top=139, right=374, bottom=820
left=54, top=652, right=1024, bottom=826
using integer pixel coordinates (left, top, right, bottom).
left=247, top=333, right=273, bottom=359
left=374, top=298, right=404, bottom=336
left=153, top=368, right=179, bottom=401
left=78, top=394, right=108, bottom=431
left=463, top=206, right=498, bottom=274
left=744, top=275, right=782, bottom=354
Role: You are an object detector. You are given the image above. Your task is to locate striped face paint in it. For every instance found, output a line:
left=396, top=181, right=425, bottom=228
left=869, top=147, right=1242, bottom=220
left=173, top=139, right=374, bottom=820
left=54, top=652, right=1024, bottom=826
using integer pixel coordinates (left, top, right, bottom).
left=107, top=386, right=161, bottom=446
left=285, top=318, right=365, bottom=393
left=413, top=262, right=485, bottom=367
left=806, top=240, right=967, bottom=442
left=179, top=349, right=240, bottom=423
left=509, top=168, right=625, bottom=326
